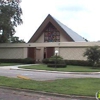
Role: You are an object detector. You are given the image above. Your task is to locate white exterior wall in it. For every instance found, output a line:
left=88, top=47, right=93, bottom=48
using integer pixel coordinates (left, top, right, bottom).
left=0, top=47, right=27, bottom=59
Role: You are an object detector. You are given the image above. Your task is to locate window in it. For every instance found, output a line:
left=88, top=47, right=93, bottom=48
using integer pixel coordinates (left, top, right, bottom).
left=44, top=23, right=60, bottom=42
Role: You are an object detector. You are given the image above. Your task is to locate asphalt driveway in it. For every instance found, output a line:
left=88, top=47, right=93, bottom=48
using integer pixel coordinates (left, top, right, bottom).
left=0, top=65, right=100, bottom=81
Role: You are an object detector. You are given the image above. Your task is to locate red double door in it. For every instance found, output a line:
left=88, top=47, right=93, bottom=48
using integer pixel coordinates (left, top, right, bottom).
left=46, top=47, right=54, bottom=58
left=28, top=47, right=36, bottom=60
left=28, top=47, right=54, bottom=61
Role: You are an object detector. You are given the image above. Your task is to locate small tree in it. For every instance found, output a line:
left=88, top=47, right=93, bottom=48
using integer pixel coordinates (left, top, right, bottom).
left=10, top=36, right=25, bottom=43
left=84, top=46, right=100, bottom=67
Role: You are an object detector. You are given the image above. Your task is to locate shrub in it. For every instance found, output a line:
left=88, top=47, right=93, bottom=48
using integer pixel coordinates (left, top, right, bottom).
left=42, top=58, right=50, bottom=64
left=23, top=58, right=35, bottom=64
left=84, top=46, right=100, bottom=67
left=49, top=55, right=63, bottom=61
left=0, top=58, right=35, bottom=64
left=65, top=60, right=92, bottom=66
left=43, top=58, right=92, bottom=66
left=42, top=55, right=65, bottom=64
left=43, top=55, right=67, bottom=68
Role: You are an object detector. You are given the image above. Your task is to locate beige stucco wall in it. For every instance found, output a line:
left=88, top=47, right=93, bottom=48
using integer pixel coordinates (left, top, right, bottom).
left=0, top=42, right=100, bottom=61
left=59, top=47, right=87, bottom=60
left=36, top=47, right=44, bottom=61
left=60, top=33, right=68, bottom=42
left=35, top=33, right=44, bottom=43
left=0, top=47, right=27, bottom=59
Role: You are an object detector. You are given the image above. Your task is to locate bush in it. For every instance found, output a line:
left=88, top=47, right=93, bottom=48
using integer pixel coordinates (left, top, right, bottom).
left=42, top=55, right=65, bottom=64
left=84, top=46, right=100, bottom=67
left=65, top=60, right=92, bottom=66
left=22, top=58, right=35, bottom=64
left=43, top=55, right=67, bottom=68
left=42, top=58, right=50, bottom=64
left=0, top=58, right=35, bottom=64
left=49, top=55, right=63, bottom=61
left=47, top=64, right=67, bottom=68
left=43, top=57, right=92, bottom=66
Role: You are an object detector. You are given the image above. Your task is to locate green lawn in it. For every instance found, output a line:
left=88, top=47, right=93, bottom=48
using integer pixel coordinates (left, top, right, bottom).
left=19, top=64, right=100, bottom=72
left=0, top=76, right=100, bottom=96
left=0, top=63, right=22, bottom=66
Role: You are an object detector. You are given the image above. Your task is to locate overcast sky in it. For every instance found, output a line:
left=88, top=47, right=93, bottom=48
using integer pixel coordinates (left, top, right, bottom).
left=15, top=0, right=100, bottom=42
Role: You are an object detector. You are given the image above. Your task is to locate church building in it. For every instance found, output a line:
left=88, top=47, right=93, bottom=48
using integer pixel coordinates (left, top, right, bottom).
left=27, top=14, right=87, bottom=62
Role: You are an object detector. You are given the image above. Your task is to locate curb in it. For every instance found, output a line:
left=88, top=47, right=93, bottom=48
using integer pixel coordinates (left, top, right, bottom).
left=17, top=75, right=30, bottom=80
left=11, top=68, right=100, bottom=75
left=2, top=65, right=100, bottom=75
left=0, top=86, right=95, bottom=99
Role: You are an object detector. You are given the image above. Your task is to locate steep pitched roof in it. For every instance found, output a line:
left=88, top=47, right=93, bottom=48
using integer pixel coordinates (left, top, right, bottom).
left=28, top=14, right=87, bottom=42
left=53, top=18, right=86, bottom=42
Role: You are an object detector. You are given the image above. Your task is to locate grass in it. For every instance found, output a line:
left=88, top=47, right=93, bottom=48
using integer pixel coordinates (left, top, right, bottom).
left=19, top=64, right=100, bottom=72
left=0, top=63, right=23, bottom=66
left=0, top=76, right=100, bottom=96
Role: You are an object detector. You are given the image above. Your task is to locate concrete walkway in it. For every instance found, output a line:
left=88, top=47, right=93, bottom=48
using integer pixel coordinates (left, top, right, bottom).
left=0, top=64, right=39, bottom=70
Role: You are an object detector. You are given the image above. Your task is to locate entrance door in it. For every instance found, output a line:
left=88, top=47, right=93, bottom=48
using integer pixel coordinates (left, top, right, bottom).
left=28, top=47, right=36, bottom=60
left=46, top=47, right=54, bottom=58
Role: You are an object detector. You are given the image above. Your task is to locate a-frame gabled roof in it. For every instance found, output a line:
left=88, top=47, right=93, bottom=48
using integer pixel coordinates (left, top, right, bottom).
left=28, top=14, right=87, bottom=43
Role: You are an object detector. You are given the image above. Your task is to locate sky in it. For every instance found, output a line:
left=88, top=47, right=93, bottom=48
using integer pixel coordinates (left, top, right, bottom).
left=15, top=0, right=100, bottom=42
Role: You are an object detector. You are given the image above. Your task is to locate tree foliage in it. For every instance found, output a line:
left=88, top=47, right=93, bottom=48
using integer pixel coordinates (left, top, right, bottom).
left=10, top=36, right=25, bottom=43
left=84, top=46, right=100, bottom=67
left=0, top=0, right=22, bottom=43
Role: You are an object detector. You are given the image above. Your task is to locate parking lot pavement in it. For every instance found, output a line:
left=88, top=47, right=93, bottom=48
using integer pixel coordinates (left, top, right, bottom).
left=0, top=88, right=96, bottom=100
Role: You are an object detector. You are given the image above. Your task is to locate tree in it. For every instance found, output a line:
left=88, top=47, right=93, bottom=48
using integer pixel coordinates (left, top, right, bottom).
left=10, top=36, right=25, bottom=43
left=0, top=0, right=22, bottom=43
left=84, top=46, right=100, bottom=67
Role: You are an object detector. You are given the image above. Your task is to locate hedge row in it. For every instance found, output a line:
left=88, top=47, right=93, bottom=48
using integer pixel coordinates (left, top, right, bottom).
left=42, top=59, right=66, bottom=64
left=43, top=59, right=92, bottom=66
left=65, top=60, right=92, bottom=66
left=0, top=58, right=35, bottom=64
